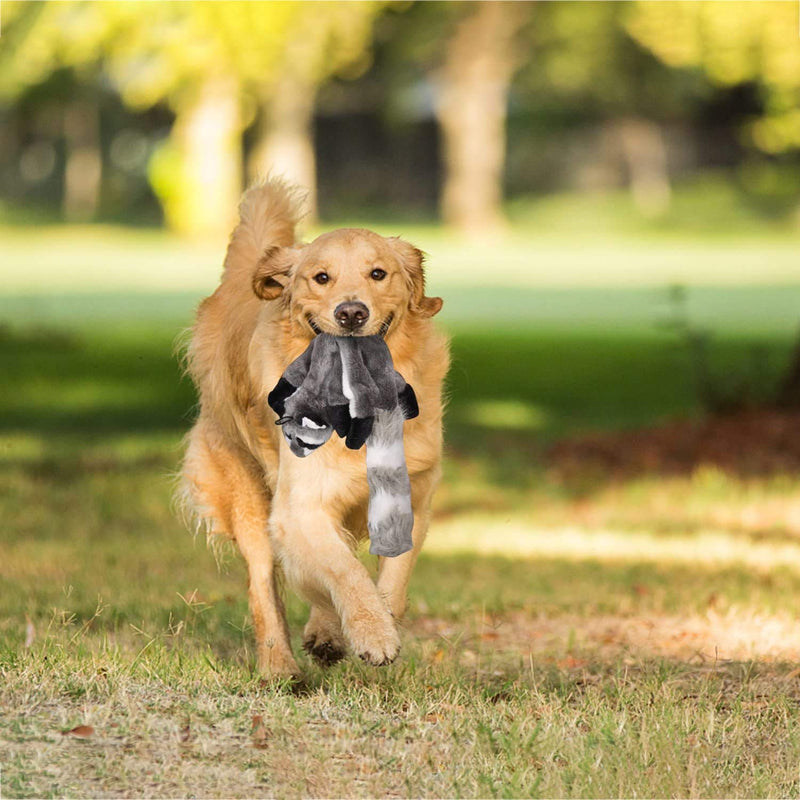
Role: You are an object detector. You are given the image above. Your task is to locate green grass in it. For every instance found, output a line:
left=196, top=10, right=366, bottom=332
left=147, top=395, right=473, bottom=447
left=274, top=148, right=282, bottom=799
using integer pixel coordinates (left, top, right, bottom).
left=4, top=443, right=800, bottom=798
left=3, top=315, right=800, bottom=796
left=2, top=226, right=800, bottom=296
left=3, top=210, right=800, bottom=796
left=3, top=175, right=800, bottom=297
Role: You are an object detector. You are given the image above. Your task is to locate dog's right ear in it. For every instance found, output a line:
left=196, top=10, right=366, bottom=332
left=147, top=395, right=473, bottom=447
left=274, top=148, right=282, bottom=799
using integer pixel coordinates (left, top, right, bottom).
left=252, top=246, right=298, bottom=300
left=388, top=237, right=443, bottom=318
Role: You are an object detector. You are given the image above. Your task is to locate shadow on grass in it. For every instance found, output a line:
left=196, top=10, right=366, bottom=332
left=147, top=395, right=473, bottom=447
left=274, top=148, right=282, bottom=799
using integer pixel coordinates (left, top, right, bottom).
left=1, top=322, right=797, bottom=500
left=0, top=324, right=195, bottom=437
left=5, top=548, right=799, bottom=642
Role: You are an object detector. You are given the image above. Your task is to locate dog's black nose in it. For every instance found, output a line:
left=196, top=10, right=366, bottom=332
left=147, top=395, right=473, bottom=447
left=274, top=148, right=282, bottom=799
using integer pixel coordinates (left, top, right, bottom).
left=334, top=301, right=370, bottom=331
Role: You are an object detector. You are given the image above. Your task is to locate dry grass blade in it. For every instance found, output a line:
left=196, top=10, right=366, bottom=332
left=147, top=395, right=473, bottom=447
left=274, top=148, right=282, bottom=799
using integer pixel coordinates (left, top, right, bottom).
left=24, top=615, right=35, bottom=648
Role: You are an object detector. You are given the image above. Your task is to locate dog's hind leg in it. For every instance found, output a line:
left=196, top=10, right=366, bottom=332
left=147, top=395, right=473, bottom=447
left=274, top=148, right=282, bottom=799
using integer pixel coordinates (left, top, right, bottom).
left=181, top=422, right=299, bottom=678
left=303, top=605, right=346, bottom=665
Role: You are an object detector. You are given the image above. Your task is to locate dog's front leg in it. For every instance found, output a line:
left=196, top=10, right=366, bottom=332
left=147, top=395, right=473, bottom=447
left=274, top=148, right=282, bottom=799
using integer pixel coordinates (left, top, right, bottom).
left=235, top=521, right=299, bottom=679
left=270, top=486, right=400, bottom=666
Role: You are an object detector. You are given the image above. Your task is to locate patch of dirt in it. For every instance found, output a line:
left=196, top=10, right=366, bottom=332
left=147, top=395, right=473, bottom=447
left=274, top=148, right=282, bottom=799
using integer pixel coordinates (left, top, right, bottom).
left=408, top=609, right=800, bottom=665
left=548, top=409, right=800, bottom=481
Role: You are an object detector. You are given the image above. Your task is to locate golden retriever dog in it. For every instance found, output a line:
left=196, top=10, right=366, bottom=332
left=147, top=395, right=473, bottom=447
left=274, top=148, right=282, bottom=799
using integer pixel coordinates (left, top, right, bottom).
left=180, top=179, right=449, bottom=677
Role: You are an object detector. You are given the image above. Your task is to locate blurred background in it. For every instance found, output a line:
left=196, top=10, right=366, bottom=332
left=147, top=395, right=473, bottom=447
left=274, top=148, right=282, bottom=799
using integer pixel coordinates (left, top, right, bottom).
left=3, top=0, right=800, bottom=654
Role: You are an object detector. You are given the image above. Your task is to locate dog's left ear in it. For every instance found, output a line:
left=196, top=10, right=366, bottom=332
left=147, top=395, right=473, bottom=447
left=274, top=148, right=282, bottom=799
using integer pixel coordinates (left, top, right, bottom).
left=252, top=245, right=299, bottom=301
left=389, top=237, right=443, bottom=318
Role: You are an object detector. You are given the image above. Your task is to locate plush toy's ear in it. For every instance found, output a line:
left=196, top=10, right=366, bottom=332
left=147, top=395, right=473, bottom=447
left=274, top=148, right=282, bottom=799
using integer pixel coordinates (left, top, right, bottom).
left=252, top=246, right=299, bottom=301
left=389, top=238, right=443, bottom=318
left=398, top=383, right=419, bottom=420
left=267, top=377, right=298, bottom=417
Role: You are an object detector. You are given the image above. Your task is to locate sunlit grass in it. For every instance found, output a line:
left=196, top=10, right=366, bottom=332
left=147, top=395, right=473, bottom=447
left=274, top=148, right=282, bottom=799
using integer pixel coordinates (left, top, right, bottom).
left=459, top=399, right=550, bottom=431
left=2, top=179, right=800, bottom=297
left=427, top=514, right=800, bottom=574
left=2, top=227, right=799, bottom=295
left=4, top=445, right=800, bottom=796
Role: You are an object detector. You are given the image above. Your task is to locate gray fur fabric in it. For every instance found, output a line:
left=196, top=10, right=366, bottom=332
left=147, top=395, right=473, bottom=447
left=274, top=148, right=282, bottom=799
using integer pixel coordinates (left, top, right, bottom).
left=268, top=333, right=419, bottom=557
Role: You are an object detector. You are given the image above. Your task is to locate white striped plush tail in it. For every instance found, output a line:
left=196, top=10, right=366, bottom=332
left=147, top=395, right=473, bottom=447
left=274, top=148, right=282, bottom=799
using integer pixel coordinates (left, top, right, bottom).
left=365, top=407, right=414, bottom=557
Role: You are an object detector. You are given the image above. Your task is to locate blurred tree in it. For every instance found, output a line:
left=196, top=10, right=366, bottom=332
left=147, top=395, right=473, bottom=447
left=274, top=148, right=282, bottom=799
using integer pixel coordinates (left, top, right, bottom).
left=435, top=1, right=530, bottom=235
left=0, top=2, right=110, bottom=222
left=107, top=1, right=287, bottom=236
left=0, top=1, right=382, bottom=233
left=627, top=1, right=800, bottom=154
left=61, top=94, right=102, bottom=222
left=0, top=1, right=249, bottom=232
left=628, top=1, right=800, bottom=405
left=377, top=1, right=532, bottom=234
left=246, top=3, right=382, bottom=223
left=511, top=1, right=714, bottom=217
left=379, top=1, right=695, bottom=229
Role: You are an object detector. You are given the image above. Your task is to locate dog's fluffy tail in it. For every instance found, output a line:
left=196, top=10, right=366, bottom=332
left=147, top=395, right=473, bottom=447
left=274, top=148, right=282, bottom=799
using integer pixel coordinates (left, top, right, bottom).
left=223, top=177, right=306, bottom=279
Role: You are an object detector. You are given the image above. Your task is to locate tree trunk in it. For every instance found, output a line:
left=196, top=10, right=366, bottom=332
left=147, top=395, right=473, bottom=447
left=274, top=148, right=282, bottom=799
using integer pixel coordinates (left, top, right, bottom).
left=435, top=1, right=527, bottom=236
left=154, top=76, right=242, bottom=238
left=63, top=97, right=102, bottom=223
left=615, top=117, right=672, bottom=219
left=248, top=72, right=317, bottom=224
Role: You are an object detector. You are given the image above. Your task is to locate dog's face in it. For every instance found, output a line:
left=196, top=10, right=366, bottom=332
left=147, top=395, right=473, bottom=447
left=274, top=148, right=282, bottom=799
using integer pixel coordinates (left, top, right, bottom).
left=252, top=229, right=442, bottom=338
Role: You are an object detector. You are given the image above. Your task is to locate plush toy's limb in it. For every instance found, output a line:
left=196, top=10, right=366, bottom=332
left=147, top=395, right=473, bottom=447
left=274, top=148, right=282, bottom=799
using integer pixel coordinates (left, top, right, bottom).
left=282, top=342, right=314, bottom=386
left=328, top=404, right=352, bottom=438
left=276, top=415, right=332, bottom=457
left=376, top=465, right=440, bottom=619
left=302, top=605, right=347, bottom=665
left=397, top=381, right=419, bottom=420
left=268, top=342, right=315, bottom=417
left=269, top=468, right=400, bottom=666
left=366, top=407, right=414, bottom=557
left=345, top=416, right=374, bottom=450
left=267, top=377, right=298, bottom=417
left=182, top=422, right=299, bottom=678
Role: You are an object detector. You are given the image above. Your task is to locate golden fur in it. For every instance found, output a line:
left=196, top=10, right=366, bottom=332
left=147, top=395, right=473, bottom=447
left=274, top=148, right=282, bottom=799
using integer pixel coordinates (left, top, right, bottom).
left=180, top=179, right=449, bottom=676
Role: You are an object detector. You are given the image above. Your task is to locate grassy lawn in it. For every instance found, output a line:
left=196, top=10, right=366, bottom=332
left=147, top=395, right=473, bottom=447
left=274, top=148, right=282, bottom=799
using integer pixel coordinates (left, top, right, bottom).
left=3, top=215, right=800, bottom=796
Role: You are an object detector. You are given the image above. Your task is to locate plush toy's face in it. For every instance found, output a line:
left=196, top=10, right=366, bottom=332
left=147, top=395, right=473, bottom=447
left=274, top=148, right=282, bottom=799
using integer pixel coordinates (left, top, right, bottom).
left=277, top=415, right=333, bottom=458
left=252, top=229, right=442, bottom=339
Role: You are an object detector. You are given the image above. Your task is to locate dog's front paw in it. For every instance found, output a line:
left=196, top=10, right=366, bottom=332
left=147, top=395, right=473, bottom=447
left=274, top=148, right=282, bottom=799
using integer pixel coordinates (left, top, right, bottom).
left=343, top=608, right=400, bottom=666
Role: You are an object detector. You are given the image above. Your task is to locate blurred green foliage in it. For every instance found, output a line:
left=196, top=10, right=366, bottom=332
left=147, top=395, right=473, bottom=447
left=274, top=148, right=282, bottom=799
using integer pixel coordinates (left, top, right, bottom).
left=1, top=0, right=384, bottom=232
left=1, top=1, right=799, bottom=232
left=629, top=1, right=800, bottom=152
left=0, top=1, right=380, bottom=107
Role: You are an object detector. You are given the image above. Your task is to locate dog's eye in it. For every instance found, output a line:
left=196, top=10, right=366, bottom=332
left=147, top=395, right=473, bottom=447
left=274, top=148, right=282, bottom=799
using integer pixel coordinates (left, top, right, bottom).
left=313, top=272, right=329, bottom=285
left=370, top=268, right=387, bottom=281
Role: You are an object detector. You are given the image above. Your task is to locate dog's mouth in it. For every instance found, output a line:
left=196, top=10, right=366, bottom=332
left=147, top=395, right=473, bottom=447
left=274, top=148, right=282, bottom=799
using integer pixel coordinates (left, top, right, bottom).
left=306, top=314, right=323, bottom=336
left=378, top=313, right=394, bottom=337
left=305, top=312, right=394, bottom=339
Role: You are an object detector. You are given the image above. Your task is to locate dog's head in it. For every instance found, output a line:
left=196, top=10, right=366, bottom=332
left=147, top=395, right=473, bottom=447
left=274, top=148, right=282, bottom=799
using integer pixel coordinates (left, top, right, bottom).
left=252, top=228, right=442, bottom=338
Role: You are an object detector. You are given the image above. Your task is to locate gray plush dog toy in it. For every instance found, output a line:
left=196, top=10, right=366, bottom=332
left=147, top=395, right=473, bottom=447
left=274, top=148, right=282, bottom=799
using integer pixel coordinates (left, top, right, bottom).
left=268, top=333, right=419, bottom=557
